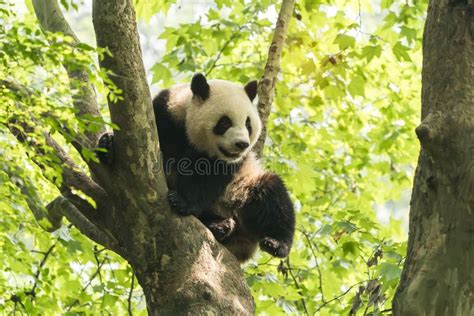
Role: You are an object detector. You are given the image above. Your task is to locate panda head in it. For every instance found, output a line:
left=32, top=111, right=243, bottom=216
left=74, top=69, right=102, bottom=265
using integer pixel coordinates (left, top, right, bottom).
left=185, top=73, right=261, bottom=163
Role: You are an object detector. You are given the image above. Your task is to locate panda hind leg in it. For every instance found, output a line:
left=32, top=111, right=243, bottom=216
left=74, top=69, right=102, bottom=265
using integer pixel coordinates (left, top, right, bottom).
left=259, top=237, right=291, bottom=258
left=241, top=172, right=296, bottom=259
left=222, top=233, right=258, bottom=263
left=205, top=217, right=236, bottom=242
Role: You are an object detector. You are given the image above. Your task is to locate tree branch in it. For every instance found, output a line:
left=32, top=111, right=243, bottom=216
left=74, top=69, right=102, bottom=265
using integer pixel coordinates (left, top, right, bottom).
left=286, top=257, right=309, bottom=315
left=92, top=0, right=167, bottom=200
left=315, top=280, right=367, bottom=312
left=2, top=78, right=107, bottom=206
left=302, top=231, right=326, bottom=303
left=47, top=196, right=123, bottom=255
left=32, top=0, right=104, bottom=147
left=254, top=0, right=295, bottom=156
left=128, top=270, right=135, bottom=316
left=3, top=81, right=111, bottom=237
left=26, top=242, right=57, bottom=298
left=3, top=157, right=111, bottom=249
left=205, top=26, right=244, bottom=76
left=44, top=133, right=107, bottom=203
left=10, top=120, right=106, bottom=206
left=4, top=165, right=60, bottom=231
left=4, top=128, right=117, bottom=253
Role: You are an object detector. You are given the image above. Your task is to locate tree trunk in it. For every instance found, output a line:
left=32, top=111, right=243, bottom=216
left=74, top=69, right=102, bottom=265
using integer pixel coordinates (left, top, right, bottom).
left=393, top=1, right=473, bottom=315
left=90, top=1, right=255, bottom=314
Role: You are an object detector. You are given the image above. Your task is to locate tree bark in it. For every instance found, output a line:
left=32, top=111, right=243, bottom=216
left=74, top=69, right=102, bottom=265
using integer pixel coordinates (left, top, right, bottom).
left=393, top=1, right=473, bottom=315
left=254, top=0, right=295, bottom=156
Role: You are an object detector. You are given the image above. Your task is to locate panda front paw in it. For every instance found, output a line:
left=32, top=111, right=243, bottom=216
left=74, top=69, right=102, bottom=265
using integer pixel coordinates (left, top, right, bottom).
left=207, top=218, right=236, bottom=242
left=168, top=190, right=200, bottom=216
left=259, top=237, right=290, bottom=258
left=96, top=132, right=114, bottom=165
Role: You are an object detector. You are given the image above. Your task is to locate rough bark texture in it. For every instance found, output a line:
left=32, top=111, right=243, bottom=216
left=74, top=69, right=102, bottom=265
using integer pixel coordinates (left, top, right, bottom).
left=24, top=0, right=295, bottom=314
left=254, top=0, right=295, bottom=156
left=393, top=1, right=473, bottom=315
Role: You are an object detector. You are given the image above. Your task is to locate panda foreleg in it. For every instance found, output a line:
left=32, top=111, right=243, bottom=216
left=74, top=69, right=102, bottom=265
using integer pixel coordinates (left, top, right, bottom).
left=167, top=190, right=202, bottom=216
left=241, top=173, right=295, bottom=258
left=96, top=132, right=114, bottom=165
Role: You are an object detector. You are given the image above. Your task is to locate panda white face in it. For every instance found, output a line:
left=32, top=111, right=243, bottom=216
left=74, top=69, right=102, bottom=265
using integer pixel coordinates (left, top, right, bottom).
left=185, top=75, right=261, bottom=163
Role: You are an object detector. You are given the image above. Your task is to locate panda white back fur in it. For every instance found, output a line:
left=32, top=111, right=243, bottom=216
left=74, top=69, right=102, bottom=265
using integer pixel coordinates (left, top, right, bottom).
left=99, top=73, right=295, bottom=262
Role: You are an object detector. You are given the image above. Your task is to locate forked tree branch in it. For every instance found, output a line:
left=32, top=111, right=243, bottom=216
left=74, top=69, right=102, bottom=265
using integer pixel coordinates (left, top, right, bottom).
left=5, top=164, right=117, bottom=254
left=47, top=196, right=124, bottom=256
left=2, top=79, right=105, bottom=200
left=254, top=0, right=295, bottom=156
left=2, top=79, right=108, bottom=233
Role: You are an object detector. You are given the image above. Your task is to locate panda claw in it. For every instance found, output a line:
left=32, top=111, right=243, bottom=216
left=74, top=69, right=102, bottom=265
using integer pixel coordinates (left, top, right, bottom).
left=168, top=191, right=186, bottom=211
left=97, top=132, right=114, bottom=165
left=207, top=218, right=236, bottom=242
left=168, top=191, right=200, bottom=216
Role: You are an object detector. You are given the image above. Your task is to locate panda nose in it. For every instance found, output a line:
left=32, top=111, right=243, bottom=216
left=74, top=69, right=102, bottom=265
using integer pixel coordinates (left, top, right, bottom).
left=235, top=141, right=250, bottom=150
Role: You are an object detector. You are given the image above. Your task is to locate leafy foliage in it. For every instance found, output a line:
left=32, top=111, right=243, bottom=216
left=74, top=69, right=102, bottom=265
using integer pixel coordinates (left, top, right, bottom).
left=0, top=1, right=138, bottom=313
left=153, top=0, right=425, bottom=313
left=1, top=0, right=426, bottom=314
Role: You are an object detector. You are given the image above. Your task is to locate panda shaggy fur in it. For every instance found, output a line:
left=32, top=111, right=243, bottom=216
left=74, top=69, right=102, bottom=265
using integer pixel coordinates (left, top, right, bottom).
left=99, top=74, right=295, bottom=262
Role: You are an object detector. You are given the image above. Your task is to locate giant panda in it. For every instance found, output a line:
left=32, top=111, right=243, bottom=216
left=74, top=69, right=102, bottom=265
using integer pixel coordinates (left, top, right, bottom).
left=98, top=73, right=295, bottom=262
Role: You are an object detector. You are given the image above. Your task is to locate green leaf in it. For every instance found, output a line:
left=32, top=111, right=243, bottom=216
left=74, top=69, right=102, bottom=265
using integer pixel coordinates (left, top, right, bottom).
left=342, top=241, right=359, bottom=255
left=401, top=26, right=417, bottom=44
left=381, top=0, right=394, bottom=10
left=150, top=63, right=173, bottom=86
left=101, top=293, right=118, bottom=308
left=377, top=262, right=402, bottom=282
left=361, top=45, right=382, bottom=62
left=334, top=34, right=356, bottom=50
left=392, top=42, right=412, bottom=61
left=348, top=75, right=366, bottom=97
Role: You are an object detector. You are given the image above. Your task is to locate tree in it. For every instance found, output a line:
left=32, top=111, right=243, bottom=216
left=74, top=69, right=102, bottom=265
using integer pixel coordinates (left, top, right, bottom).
left=393, top=1, right=474, bottom=314
left=3, top=0, right=294, bottom=313
left=1, top=0, right=429, bottom=314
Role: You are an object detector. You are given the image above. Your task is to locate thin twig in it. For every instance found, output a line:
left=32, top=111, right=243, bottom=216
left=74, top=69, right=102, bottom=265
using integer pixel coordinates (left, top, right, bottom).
left=286, top=257, right=309, bottom=315
left=66, top=255, right=107, bottom=311
left=26, top=242, right=57, bottom=297
left=205, top=26, right=245, bottom=76
left=301, top=231, right=325, bottom=303
left=315, top=280, right=367, bottom=312
left=128, top=270, right=135, bottom=316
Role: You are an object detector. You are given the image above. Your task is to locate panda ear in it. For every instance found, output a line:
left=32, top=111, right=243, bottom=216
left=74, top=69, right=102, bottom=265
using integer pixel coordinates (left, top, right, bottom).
left=191, top=73, right=210, bottom=101
left=244, top=80, right=258, bottom=102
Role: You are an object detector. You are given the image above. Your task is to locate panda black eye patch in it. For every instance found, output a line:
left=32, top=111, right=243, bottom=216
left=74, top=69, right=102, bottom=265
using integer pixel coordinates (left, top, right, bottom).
left=246, top=116, right=252, bottom=135
left=213, top=116, right=232, bottom=135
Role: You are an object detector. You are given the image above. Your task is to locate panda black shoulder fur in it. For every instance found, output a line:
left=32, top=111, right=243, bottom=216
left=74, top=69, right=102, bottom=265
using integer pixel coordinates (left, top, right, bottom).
left=99, top=73, right=295, bottom=262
